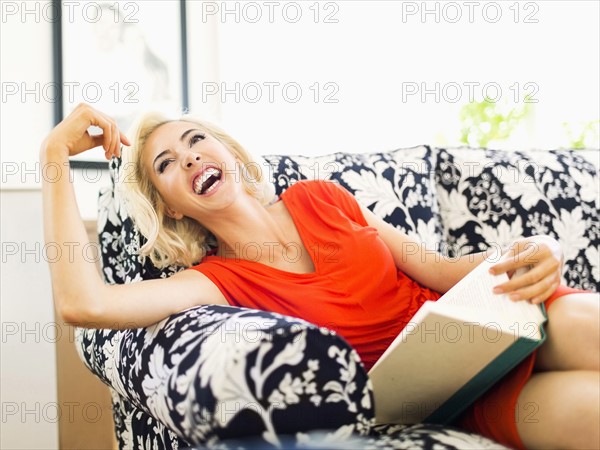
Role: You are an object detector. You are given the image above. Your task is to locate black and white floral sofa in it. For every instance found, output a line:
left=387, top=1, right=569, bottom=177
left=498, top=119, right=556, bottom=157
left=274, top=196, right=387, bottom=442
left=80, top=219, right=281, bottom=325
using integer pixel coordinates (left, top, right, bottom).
left=76, top=144, right=599, bottom=449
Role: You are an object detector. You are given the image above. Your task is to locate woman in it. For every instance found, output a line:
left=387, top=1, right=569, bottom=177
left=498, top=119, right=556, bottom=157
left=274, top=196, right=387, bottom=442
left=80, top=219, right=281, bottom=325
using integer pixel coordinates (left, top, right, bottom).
left=42, top=103, right=599, bottom=449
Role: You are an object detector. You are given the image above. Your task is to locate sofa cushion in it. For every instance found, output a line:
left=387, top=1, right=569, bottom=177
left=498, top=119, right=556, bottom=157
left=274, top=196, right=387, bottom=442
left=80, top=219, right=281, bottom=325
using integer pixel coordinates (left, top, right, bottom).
left=192, top=423, right=508, bottom=449
left=435, top=147, right=599, bottom=291
left=262, top=145, right=444, bottom=250
left=76, top=305, right=374, bottom=447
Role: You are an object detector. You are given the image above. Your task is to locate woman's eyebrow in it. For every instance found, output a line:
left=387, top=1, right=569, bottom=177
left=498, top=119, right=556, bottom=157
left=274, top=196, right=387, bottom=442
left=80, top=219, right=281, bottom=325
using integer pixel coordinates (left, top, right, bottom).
left=180, top=128, right=196, bottom=143
left=153, top=149, right=171, bottom=169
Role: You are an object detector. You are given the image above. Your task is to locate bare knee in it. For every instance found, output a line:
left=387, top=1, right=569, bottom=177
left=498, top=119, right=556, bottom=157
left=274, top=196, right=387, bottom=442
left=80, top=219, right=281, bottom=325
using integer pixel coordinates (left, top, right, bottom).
left=536, top=294, right=600, bottom=372
left=517, top=371, right=600, bottom=450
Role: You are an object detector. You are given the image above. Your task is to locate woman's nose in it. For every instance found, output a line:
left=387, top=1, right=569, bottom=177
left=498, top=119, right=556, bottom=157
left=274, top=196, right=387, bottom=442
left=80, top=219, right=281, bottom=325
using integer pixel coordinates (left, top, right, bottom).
left=183, top=153, right=201, bottom=169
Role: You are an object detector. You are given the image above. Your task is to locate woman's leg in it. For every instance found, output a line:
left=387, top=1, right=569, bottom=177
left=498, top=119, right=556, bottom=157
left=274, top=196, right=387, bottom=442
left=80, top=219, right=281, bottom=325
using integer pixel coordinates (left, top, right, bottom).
left=535, top=292, right=599, bottom=372
left=517, top=292, right=599, bottom=448
left=515, top=370, right=599, bottom=449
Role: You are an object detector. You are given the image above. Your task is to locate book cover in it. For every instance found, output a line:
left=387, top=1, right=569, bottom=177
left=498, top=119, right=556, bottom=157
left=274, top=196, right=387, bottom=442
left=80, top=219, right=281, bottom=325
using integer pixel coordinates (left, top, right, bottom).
left=368, top=252, right=547, bottom=425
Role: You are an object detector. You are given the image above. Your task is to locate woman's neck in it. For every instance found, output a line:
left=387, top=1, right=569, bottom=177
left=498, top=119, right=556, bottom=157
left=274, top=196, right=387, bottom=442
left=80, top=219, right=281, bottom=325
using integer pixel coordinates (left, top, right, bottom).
left=200, top=196, right=289, bottom=261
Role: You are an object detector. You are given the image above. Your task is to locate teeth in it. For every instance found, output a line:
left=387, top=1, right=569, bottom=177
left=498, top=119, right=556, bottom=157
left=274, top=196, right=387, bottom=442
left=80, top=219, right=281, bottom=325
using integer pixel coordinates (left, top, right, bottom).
left=194, top=167, right=221, bottom=194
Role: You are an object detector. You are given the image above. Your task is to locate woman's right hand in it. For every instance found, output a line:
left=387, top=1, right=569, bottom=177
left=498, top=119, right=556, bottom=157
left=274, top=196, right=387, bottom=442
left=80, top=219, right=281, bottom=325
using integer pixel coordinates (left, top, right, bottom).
left=41, top=103, right=130, bottom=160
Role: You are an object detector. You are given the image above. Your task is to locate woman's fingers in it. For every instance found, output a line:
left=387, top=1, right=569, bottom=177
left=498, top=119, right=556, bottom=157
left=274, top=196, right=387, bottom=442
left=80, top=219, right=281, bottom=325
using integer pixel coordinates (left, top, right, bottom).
left=530, top=273, right=561, bottom=304
left=90, top=110, right=117, bottom=155
left=494, top=262, right=543, bottom=296
left=107, top=114, right=120, bottom=156
left=89, top=113, right=112, bottom=154
left=42, top=103, right=129, bottom=163
left=89, top=133, right=106, bottom=151
left=120, top=133, right=131, bottom=147
left=76, top=105, right=128, bottom=158
left=99, top=110, right=127, bottom=159
left=501, top=265, right=560, bottom=302
left=490, top=240, right=540, bottom=275
left=490, top=236, right=562, bottom=303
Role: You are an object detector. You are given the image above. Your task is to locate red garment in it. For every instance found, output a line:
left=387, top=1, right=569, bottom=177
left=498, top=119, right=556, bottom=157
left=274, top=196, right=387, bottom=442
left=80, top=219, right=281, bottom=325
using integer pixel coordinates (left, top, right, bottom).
left=190, top=179, right=441, bottom=371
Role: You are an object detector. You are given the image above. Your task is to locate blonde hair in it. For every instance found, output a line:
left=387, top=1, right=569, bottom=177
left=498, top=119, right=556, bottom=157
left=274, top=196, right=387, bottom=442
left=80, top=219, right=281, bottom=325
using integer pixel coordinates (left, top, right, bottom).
left=118, top=112, right=276, bottom=268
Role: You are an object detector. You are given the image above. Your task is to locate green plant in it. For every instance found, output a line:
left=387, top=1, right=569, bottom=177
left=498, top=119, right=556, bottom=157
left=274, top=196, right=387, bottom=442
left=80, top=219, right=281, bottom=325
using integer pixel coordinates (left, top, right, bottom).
left=562, top=120, right=600, bottom=149
left=459, top=99, right=532, bottom=148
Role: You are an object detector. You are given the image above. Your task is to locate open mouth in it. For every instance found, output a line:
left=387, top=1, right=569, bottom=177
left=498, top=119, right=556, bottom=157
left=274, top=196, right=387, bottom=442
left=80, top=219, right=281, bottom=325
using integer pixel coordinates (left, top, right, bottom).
left=193, top=167, right=223, bottom=195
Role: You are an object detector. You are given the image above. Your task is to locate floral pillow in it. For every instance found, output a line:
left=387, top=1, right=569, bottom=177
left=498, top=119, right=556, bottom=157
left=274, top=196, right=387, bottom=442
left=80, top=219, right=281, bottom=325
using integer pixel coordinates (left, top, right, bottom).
left=97, top=157, right=182, bottom=285
left=262, top=145, right=444, bottom=251
left=76, top=305, right=374, bottom=448
left=435, top=147, right=599, bottom=291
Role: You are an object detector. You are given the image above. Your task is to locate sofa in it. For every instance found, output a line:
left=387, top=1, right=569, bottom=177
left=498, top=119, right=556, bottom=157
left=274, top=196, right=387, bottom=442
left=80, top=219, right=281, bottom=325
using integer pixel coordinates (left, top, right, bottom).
left=75, top=144, right=599, bottom=449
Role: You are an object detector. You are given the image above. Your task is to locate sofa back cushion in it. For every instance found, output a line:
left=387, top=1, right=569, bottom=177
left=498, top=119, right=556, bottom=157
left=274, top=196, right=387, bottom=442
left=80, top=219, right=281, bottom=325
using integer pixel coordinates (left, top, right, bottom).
left=435, top=147, right=599, bottom=291
left=98, top=146, right=599, bottom=292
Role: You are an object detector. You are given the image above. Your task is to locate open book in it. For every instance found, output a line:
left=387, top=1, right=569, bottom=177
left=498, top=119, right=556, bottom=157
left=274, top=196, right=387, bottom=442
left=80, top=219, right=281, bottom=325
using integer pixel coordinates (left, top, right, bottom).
left=368, top=251, right=547, bottom=425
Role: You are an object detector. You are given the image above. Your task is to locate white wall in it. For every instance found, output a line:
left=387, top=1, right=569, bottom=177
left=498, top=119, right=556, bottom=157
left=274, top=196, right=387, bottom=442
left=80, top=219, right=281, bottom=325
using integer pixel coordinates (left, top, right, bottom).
left=0, top=190, right=59, bottom=449
left=1, top=3, right=59, bottom=448
left=208, top=1, right=599, bottom=156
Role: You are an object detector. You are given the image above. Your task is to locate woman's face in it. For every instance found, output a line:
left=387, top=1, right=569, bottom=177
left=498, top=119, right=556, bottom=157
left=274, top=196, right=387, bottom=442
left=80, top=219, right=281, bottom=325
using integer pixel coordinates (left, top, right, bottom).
left=142, top=120, right=244, bottom=221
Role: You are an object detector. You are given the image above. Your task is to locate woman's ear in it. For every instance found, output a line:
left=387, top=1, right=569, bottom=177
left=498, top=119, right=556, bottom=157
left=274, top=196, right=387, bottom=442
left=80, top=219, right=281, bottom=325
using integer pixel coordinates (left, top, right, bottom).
left=165, top=206, right=183, bottom=220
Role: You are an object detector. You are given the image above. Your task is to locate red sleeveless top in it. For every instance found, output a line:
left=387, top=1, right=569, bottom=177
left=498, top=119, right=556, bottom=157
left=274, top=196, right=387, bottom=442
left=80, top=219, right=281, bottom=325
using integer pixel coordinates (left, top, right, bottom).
left=190, top=180, right=441, bottom=370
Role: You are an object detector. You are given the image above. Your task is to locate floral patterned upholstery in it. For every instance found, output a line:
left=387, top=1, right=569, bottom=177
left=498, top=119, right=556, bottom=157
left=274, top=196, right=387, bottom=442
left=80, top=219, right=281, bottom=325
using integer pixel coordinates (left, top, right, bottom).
left=77, top=145, right=599, bottom=449
left=435, top=147, right=599, bottom=291
left=76, top=306, right=374, bottom=448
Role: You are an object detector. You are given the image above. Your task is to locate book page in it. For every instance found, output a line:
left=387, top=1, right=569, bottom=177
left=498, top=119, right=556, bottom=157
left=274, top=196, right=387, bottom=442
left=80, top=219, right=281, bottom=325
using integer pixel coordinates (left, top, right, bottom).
left=436, top=252, right=546, bottom=333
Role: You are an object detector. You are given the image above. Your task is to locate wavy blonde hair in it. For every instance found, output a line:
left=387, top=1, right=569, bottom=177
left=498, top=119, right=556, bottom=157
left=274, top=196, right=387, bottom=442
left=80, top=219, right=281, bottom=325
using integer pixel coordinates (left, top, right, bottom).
left=118, top=112, right=276, bottom=268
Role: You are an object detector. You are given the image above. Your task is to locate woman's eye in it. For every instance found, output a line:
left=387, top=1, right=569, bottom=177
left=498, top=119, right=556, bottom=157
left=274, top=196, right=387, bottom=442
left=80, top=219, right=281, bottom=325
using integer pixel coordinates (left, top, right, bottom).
left=190, top=133, right=206, bottom=146
left=158, top=159, right=173, bottom=174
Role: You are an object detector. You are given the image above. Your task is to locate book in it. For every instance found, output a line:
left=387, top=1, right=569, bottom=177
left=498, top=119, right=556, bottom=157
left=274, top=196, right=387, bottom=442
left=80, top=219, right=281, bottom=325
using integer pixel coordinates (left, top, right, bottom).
left=368, top=251, right=547, bottom=425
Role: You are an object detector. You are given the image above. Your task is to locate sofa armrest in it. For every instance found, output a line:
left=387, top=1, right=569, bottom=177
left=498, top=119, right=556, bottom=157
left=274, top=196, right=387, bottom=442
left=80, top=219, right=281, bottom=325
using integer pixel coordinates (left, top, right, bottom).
left=75, top=304, right=374, bottom=446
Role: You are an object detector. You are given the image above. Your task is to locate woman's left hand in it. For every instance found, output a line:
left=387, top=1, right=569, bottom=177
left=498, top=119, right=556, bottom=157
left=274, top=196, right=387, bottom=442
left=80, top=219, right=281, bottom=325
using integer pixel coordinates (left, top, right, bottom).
left=489, top=235, right=564, bottom=304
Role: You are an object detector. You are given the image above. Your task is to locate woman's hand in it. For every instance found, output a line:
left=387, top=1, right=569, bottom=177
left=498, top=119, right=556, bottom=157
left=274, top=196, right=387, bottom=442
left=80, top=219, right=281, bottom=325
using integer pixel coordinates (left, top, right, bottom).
left=40, top=103, right=130, bottom=160
left=489, top=235, right=564, bottom=304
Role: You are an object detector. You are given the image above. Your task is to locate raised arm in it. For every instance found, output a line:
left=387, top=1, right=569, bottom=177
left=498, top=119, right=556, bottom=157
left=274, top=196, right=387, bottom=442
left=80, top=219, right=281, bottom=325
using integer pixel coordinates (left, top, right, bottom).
left=358, top=204, right=563, bottom=303
left=41, top=104, right=226, bottom=329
